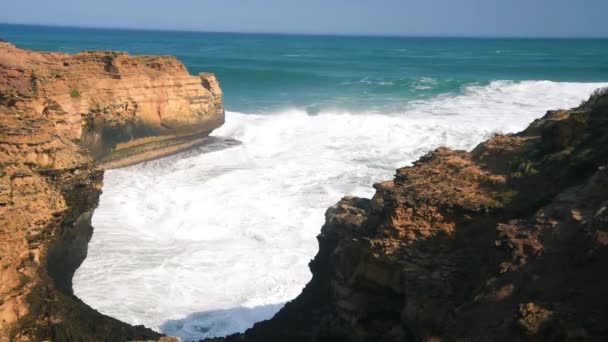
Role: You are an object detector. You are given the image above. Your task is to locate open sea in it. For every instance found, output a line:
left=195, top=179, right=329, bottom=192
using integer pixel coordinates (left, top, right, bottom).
left=2, top=24, right=607, bottom=341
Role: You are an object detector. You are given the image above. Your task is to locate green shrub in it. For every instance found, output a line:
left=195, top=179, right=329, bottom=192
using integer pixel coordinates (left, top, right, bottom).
left=508, top=157, right=536, bottom=178
left=69, top=89, right=81, bottom=98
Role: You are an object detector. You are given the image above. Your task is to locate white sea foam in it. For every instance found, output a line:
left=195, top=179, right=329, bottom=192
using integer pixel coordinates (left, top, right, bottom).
left=73, top=81, right=607, bottom=341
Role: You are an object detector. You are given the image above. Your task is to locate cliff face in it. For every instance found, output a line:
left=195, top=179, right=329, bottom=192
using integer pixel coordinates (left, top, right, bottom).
left=0, top=41, right=224, bottom=168
left=215, top=90, right=608, bottom=342
left=4, top=41, right=608, bottom=342
left=0, top=42, right=222, bottom=341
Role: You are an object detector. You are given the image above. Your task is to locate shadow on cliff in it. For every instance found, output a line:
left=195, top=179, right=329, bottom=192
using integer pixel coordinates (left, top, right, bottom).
left=159, top=303, right=284, bottom=342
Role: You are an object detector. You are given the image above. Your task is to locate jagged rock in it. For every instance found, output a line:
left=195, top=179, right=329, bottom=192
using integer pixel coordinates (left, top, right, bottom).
left=517, top=303, right=553, bottom=336
left=213, top=90, right=608, bottom=341
left=4, top=39, right=608, bottom=342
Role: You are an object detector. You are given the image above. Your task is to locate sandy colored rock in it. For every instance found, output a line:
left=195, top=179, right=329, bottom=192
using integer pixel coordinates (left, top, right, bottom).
left=0, top=41, right=222, bottom=341
left=0, top=41, right=224, bottom=168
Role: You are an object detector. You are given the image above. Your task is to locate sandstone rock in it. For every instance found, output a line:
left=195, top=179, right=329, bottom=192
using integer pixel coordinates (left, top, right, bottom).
left=0, top=41, right=222, bottom=341
left=0, top=41, right=224, bottom=168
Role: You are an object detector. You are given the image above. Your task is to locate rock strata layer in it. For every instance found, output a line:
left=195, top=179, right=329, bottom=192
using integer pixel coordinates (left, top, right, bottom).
left=212, top=90, right=608, bottom=342
left=0, top=41, right=224, bottom=168
left=0, top=42, right=223, bottom=341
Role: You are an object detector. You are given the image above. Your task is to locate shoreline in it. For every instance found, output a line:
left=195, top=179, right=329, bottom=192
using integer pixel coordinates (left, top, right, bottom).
left=96, top=131, right=214, bottom=169
left=97, top=136, right=211, bottom=169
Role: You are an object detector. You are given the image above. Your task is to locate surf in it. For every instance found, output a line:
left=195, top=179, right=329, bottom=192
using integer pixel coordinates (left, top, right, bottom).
left=73, top=80, right=607, bottom=341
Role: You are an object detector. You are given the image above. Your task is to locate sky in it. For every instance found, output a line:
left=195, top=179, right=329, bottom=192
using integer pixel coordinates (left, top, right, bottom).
left=0, top=0, right=606, bottom=38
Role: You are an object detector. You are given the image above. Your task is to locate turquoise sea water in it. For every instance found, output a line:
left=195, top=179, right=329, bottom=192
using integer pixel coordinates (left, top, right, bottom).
left=4, top=24, right=608, bottom=341
left=2, top=24, right=608, bottom=113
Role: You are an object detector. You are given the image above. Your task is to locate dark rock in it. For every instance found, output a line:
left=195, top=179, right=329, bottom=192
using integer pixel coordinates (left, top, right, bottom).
left=211, top=89, right=608, bottom=341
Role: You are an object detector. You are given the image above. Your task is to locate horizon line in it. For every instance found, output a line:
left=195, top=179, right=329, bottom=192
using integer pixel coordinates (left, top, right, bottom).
left=1, top=21, right=607, bottom=40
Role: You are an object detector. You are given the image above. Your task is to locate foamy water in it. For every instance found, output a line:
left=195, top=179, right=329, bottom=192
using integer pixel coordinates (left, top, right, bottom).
left=73, top=81, right=606, bottom=341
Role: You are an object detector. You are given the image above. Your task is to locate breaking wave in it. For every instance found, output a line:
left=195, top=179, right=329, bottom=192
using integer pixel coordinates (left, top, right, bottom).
left=73, top=80, right=607, bottom=341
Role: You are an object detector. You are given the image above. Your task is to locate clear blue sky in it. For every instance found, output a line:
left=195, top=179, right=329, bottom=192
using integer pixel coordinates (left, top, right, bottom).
left=1, top=0, right=606, bottom=37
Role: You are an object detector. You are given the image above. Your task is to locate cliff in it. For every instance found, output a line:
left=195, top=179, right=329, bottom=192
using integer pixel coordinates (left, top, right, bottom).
left=213, top=90, right=608, bottom=342
left=4, top=40, right=608, bottom=342
left=0, top=41, right=224, bottom=168
left=0, top=42, right=223, bottom=341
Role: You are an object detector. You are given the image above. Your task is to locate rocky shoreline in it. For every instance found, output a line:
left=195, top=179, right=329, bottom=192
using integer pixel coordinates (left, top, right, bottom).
left=2, top=41, right=608, bottom=342
left=0, top=42, right=223, bottom=341
left=210, top=89, right=608, bottom=342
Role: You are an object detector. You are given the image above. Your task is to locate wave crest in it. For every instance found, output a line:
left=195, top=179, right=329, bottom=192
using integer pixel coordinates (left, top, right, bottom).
left=74, top=80, right=607, bottom=341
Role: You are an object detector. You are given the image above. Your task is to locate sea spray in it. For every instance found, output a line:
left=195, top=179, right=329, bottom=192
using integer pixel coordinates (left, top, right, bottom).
left=73, top=80, right=607, bottom=341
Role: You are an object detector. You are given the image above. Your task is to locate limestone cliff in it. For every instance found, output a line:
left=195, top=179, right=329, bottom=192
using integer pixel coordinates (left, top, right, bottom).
left=213, top=90, right=608, bottom=342
left=0, top=42, right=222, bottom=341
left=0, top=41, right=224, bottom=168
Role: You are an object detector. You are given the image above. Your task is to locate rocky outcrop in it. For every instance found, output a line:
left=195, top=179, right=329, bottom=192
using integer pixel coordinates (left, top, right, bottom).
left=0, top=42, right=222, bottom=341
left=0, top=41, right=224, bottom=168
left=4, top=40, right=608, bottom=342
left=214, top=89, right=608, bottom=342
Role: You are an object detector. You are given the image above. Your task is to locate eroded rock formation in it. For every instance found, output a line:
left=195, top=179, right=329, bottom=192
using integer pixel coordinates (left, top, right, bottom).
left=214, top=90, right=608, bottom=341
left=0, top=41, right=224, bottom=168
left=0, top=42, right=222, bottom=341
left=4, top=39, right=608, bottom=342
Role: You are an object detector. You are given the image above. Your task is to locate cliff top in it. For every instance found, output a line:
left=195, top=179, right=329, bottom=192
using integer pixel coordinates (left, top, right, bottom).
left=0, top=42, right=191, bottom=89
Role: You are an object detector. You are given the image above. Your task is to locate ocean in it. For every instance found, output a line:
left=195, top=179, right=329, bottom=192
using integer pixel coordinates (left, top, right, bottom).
left=2, top=24, right=607, bottom=341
